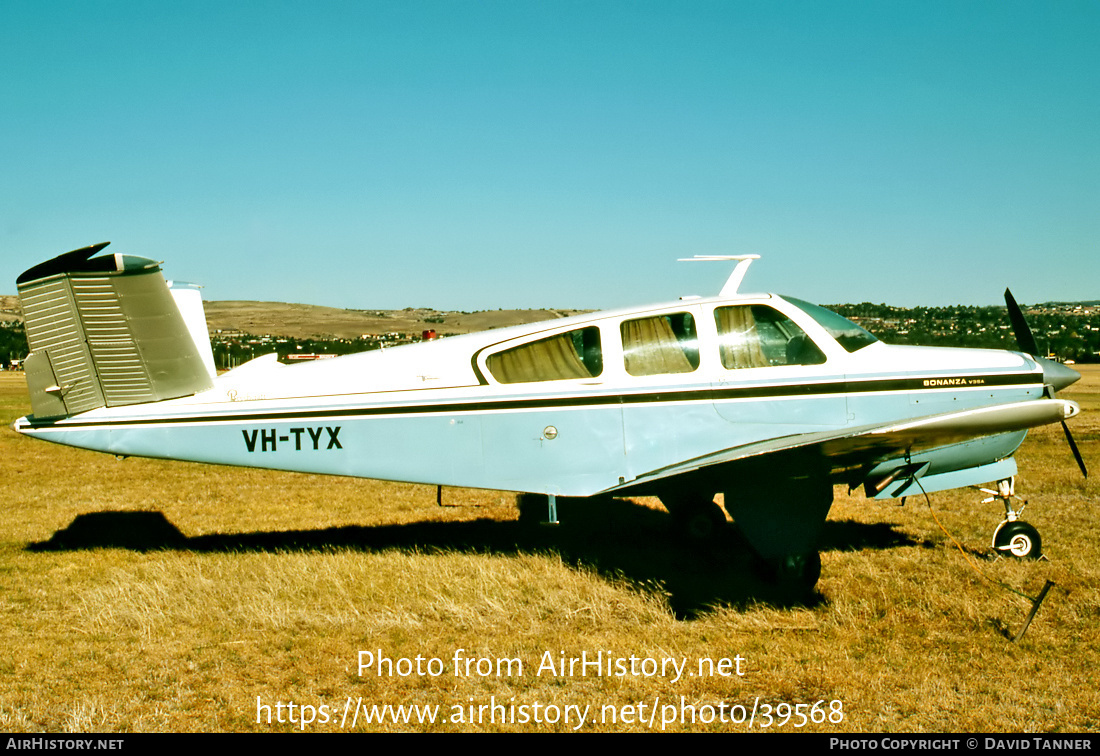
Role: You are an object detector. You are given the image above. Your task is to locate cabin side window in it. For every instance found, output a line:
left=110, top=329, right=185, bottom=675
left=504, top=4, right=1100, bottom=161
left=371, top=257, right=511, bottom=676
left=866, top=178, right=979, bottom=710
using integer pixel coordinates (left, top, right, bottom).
left=621, top=312, right=699, bottom=376
left=714, top=305, right=826, bottom=370
left=486, top=327, right=603, bottom=384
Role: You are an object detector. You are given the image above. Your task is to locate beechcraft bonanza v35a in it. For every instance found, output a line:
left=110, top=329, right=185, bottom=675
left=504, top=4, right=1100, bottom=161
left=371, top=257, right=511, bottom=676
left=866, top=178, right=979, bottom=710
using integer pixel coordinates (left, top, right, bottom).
left=11, top=243, right=1088, bottom=592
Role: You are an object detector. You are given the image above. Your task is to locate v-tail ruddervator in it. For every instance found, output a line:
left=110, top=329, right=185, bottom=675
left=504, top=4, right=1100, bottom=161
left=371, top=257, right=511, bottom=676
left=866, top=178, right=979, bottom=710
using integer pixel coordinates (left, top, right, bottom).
left=10, top=244, right=1087, bottom=593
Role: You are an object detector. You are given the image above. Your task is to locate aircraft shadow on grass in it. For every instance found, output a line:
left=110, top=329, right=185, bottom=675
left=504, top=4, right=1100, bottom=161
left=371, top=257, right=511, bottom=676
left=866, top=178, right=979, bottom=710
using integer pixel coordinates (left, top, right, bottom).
left=27, top=499, right=928, bottom=616
left=30, top=497, right=925, bottom=619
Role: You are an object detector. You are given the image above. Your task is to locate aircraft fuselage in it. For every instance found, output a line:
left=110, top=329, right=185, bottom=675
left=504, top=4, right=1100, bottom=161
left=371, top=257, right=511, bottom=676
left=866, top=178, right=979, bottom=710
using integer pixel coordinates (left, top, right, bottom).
left=13, top=293, right=1052, bottom=498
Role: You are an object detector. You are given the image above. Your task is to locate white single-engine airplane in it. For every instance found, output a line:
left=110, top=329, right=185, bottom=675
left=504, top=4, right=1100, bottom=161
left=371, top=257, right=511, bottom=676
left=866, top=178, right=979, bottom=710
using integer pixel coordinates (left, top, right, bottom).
left=11, top=244, right=1087, bottom=592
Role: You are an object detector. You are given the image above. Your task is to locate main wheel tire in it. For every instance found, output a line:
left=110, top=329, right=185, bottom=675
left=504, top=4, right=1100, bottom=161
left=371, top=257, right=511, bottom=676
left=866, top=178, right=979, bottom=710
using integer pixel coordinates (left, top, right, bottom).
left=677, top=502, right=727, bottom=540
left=774, top=551, right=822, bottom=595
left=993, top=521, right=1042, bottom=559
left=661, top=495, right=727, bottom=540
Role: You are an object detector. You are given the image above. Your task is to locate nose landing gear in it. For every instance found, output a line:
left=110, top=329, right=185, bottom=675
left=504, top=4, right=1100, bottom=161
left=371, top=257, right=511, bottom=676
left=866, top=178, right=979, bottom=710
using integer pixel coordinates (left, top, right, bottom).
left=983, top=478, right=1043, bottom=560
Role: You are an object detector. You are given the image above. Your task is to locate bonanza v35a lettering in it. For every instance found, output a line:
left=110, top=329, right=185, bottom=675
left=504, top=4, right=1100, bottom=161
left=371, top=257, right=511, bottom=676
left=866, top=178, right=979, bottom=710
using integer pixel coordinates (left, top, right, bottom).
left=11, top=244, right=1087, bottom=593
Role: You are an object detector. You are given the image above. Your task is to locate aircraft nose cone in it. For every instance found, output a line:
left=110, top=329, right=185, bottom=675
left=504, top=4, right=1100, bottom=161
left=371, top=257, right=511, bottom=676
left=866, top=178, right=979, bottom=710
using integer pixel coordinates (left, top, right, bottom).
left=1036, top=357, right=1080, bottom=393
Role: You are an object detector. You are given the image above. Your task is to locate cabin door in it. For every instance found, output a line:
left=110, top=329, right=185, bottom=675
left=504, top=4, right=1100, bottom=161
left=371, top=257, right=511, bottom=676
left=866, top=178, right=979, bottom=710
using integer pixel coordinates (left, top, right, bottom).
left=710, top=303, right=848, bottom=434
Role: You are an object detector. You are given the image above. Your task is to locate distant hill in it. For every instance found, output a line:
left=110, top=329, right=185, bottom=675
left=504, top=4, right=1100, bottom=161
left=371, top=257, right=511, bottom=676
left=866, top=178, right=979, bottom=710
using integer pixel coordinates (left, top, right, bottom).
left=0, top=295, right=19, bottom=324
left=202, top=301, right=591, bottom=339
left=0, top=294, right=588, bottom=339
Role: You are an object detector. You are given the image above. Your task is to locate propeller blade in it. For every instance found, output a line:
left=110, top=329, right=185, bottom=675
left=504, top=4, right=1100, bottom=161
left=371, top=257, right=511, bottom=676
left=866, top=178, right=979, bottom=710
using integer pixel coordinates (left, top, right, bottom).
left=1005, top=288, right=1040, bottom=357
left=1006, top=289, right=1085, bottom=480
left=1062, top=420, right=1089, bottom=479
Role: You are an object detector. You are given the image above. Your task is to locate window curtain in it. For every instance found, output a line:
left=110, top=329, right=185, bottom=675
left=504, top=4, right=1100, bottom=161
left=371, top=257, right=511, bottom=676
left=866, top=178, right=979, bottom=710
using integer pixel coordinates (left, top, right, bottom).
left=487, top=332, right=592, bottom=383
left=716, top=306, right=768, bottom=369
left=621, top=316, right=693, bottom=376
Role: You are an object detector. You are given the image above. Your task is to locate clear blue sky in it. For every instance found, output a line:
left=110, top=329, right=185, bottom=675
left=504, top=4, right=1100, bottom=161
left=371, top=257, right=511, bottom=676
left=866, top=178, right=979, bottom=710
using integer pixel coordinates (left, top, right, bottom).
left=2, top=1, right=1097, bottom=311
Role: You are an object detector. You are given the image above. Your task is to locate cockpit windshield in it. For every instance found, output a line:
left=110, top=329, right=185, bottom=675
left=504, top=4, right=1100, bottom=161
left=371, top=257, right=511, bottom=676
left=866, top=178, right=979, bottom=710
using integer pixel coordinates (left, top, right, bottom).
left=783, top=297, right=879, bottom=353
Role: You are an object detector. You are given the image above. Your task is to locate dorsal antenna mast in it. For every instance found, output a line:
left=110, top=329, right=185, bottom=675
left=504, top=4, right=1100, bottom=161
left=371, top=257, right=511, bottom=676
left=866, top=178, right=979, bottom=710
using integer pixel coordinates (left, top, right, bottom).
left=678, top=254, right=761, bottom=296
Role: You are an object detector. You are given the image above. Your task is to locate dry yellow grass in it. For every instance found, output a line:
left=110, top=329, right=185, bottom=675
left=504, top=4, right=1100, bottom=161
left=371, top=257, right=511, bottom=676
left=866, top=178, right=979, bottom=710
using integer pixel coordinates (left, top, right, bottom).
left=0, top=368, right=1097, bottom=732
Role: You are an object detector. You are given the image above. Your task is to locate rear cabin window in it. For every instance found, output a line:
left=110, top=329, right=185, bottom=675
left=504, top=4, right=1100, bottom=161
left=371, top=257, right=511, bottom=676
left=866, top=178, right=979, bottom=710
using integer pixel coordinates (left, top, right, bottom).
left=715, top=305, right=826, bottom=370
left=621, top=312, right=699, bottom=376
left=486, top=327, right=602, bottom=384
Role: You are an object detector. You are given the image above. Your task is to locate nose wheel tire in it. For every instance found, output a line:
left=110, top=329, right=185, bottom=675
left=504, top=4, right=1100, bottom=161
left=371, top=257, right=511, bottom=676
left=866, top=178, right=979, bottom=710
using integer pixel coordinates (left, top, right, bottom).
left=993, top=521, right=1042, bottom=560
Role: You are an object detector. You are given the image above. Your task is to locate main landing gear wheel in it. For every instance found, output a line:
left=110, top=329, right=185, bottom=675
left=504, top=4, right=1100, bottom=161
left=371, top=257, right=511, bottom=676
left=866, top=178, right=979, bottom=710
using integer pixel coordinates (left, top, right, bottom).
left=993, top=521, right=1042, bottom=560
left=660, top=494, right=727, bottom=540
left=773, top=551, right=822, bottom=596
left=680, top=502, right=727, bottom=540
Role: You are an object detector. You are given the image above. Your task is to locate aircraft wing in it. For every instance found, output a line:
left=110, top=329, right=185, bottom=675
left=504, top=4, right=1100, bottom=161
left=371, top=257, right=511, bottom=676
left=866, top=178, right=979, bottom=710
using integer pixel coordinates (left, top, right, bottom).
left=611, top=398, right=1080, bottom=494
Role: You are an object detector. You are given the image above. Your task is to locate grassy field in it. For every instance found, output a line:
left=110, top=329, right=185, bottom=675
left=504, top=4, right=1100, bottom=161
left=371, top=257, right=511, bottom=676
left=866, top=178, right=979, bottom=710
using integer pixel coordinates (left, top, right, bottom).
left=0, top=367, right=1097, bottom=732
